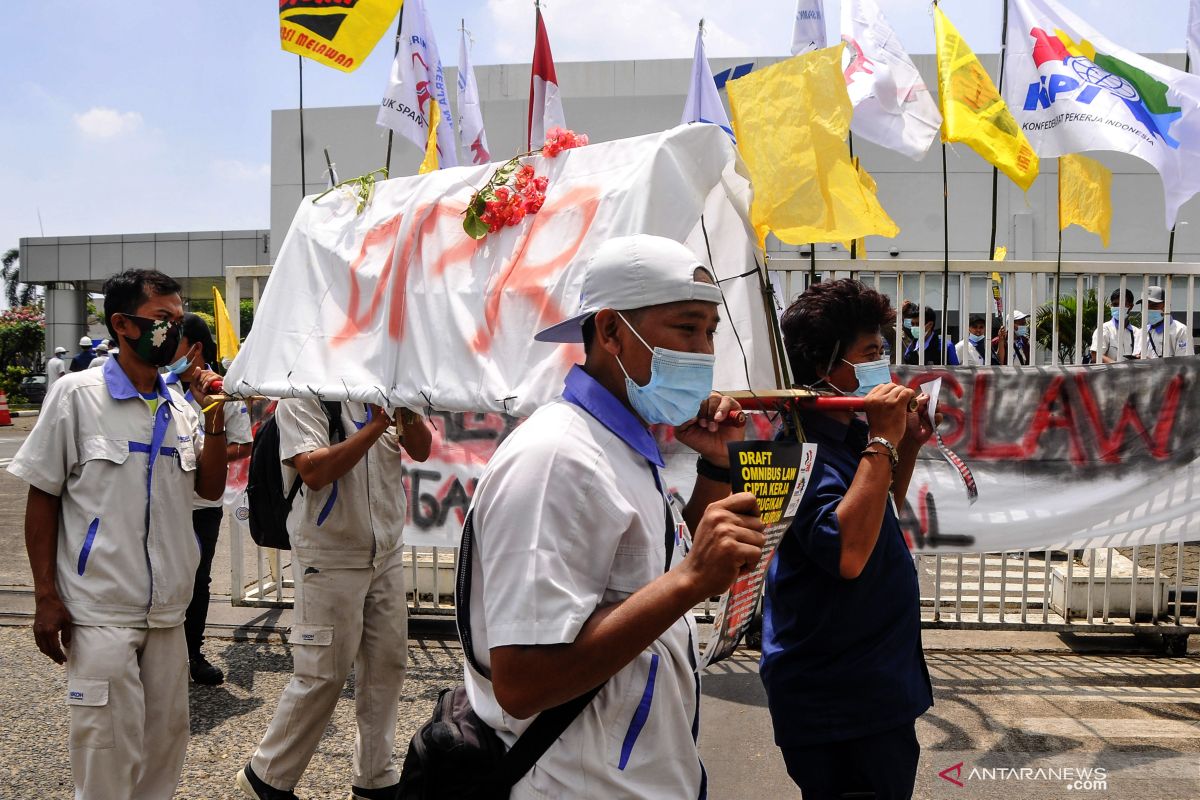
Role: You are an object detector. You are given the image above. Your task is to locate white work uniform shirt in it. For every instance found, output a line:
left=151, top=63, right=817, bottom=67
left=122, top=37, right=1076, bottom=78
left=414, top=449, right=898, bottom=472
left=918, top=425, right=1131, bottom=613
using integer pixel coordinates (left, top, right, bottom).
left=46, top=356, right=67, bottom=388
left=955, top=339, right=986, bottom=366
left=165, top=372, right=253, bottom=509
left=1138, top=318, right=1194, bottom=359
left=1091, top=318, right=1139, bottom=362
left=464, top=366, right=704, bottom=800
left=277, top=398, right=408, bottom=569
left=7, top=357, right=202, bottom=628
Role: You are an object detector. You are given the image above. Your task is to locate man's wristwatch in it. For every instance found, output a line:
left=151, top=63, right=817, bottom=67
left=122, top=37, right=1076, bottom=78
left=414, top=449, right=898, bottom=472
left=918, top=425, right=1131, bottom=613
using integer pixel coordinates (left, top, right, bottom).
left=864, top=436, right=900, bottom=468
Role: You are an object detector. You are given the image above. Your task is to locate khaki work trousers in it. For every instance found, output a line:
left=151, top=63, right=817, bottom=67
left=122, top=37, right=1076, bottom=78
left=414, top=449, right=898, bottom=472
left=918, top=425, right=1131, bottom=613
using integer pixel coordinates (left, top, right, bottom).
left=66, top=624, right=190, bottom=800
left=251, top=547, right=409, bottom=791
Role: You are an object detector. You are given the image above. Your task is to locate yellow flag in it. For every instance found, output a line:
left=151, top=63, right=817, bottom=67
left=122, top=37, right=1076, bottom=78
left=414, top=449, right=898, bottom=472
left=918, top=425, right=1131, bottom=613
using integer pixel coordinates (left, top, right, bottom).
left=728, top=45, right=899, bottom=248
left=418, top=101, right=441, bottom=175
left=992, top=247, right=1007, bottom=261
left=843, top=159, right=875, bottom=257
left=935, top=7, right=1039, bottom=191
left=280, top=0, right=402, bottom=73
left=1058, top=154, right=1112, bottom=247
left=213, top=287, right=239, bottom=363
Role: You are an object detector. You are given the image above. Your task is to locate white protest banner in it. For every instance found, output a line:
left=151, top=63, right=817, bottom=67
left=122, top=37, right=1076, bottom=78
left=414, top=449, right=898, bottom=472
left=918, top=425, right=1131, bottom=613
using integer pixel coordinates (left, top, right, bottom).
left=894, top=359, right=1200, bottom=552
left=225, top=123, right=778, bottom=419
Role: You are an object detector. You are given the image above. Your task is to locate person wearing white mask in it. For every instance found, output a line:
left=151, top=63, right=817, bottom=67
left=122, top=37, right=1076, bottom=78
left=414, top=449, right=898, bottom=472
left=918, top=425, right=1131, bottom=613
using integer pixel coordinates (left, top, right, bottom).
left=1137, top=285, right=1193, bottom=359
left=46, top=346, right=68, bottom=389
left=459, top=234, right=763, bottom=798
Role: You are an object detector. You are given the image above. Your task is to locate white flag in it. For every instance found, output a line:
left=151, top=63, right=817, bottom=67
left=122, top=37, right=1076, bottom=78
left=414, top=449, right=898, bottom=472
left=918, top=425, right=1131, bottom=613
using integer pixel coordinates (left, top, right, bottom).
left=791, top=0, right=827, bottom=55
left=1189, top=0, right=1200, bottom=72
left=1005, top=0, right=1200, bottom=228
left=457, top=28, right=491, bottom=166
left=841, top=0, right=941, bottom=160
left=681, top=26, right=734, bottom=142
left=377, top=0, right=458, bottom=168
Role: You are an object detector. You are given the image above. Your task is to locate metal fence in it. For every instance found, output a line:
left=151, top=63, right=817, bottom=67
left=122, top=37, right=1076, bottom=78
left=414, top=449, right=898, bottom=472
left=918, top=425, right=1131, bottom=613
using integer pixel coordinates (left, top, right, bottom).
left=223, top=260, right=1200, bottom=652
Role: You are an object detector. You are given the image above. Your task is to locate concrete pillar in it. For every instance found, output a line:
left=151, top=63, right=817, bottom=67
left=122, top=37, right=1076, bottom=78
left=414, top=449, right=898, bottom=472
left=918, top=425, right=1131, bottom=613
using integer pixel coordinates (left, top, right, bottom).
left=44, top=286, right=87, bottom=360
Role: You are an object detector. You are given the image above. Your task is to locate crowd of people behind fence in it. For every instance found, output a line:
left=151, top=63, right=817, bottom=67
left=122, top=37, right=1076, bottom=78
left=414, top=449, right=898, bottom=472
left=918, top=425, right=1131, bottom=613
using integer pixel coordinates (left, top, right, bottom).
left=9, top=251, right=1196, bottom=800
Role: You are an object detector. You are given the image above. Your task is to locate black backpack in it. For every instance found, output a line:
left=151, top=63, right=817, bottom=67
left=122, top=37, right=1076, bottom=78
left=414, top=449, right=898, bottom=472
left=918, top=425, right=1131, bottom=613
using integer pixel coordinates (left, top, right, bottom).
left=247, top=400, right=345, bottom=550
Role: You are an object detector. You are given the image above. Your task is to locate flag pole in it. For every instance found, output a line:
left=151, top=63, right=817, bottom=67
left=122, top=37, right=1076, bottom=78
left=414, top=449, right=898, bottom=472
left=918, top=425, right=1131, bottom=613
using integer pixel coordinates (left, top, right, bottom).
left=1168, top=50, right=1191, bottom=263
left=941, top=141, right=951, bottom=358
left=988, top=0, right=1011, bottom=256
left=849, top=132, right=858, bottom=261
left=383, top=4, right=406, bottom=176
left=298, top=56, right=307, bottom=199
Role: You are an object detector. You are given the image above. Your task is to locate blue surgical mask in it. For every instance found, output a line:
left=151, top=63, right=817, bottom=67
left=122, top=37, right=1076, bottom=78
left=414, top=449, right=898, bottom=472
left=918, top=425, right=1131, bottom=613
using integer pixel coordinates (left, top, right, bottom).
left=906, top=323, right=922, bottom=338
left=165, top=353, right=192, bottom=376
left=1016, top=325, right=1029, bottom=338
left=1148, top=310, right=1164, bottom=326
left=969, top=333, right=984, bottom=344
left=842, top=358, right=892, bottom=398
left=615, top=312, right=715, bottom=426
left=1111, top=308, right=1122, bottom=322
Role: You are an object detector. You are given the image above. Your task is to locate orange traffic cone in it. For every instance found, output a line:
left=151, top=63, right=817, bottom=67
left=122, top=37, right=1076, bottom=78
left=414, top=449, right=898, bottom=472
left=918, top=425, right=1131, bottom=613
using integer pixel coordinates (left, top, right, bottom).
left=0, top=390, right=12, bottom=426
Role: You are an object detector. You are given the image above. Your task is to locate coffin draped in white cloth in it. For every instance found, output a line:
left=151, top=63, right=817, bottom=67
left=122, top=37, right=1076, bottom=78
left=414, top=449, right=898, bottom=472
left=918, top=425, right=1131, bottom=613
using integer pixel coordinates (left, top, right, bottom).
left=225, top=124, right=779, bottom=415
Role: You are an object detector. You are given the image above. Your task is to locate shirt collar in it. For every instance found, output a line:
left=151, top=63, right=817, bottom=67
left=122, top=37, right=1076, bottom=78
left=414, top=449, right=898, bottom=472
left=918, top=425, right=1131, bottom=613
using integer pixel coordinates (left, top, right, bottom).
left=562, top=365, right=664, bottom=467
left=104, top=356, right=175, bottom=406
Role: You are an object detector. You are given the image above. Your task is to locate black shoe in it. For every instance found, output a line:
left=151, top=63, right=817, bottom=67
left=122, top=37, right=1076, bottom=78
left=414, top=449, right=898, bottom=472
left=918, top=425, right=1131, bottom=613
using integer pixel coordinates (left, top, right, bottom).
left=190, top=655, right=225, bottom=685
left=236, top=763, right=300, bottom=800
left=351, top=784, right=400, bottom=800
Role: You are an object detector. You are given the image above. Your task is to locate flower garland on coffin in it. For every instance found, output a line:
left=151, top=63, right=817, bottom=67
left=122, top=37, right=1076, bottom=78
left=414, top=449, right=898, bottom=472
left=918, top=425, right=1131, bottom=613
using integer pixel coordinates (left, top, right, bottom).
left=463, top=127, right=588, bottom=239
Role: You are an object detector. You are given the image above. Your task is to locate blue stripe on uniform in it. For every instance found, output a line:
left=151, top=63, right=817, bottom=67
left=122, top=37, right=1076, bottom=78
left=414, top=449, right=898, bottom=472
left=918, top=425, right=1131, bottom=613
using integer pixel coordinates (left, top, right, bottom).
left=618, top=653, right=659, bottom=770
left=317, top=480, right=338, bottom=526
left=78, top=518, right=99, bottom=575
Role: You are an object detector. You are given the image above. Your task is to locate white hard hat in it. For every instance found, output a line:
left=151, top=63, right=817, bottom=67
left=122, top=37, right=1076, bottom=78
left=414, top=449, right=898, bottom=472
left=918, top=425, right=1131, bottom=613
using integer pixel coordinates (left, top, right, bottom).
left=79, top=335, right=93, bottom=347
left=96, top=343, right=109, bottom=354
left=54, top=346, right=67, bottom=355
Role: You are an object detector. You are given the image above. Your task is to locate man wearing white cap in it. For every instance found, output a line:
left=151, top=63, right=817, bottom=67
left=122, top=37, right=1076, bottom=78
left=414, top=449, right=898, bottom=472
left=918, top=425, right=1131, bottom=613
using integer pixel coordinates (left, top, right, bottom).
left=994, top=310, right=1032, bottom=365
left=88, top=343, right=111, bottom=369
left=462, top=234, right=766, bottom=798
left=46, top=347, right=68, bottom=390
left=1137, top=285, right=1193, bottom=359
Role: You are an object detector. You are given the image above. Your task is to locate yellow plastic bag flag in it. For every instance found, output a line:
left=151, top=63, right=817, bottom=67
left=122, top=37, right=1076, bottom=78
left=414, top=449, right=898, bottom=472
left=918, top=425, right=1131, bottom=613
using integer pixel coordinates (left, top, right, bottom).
left=418, top=101, right=441, bottom=175
left=843, top=158, right=876, bottom=257
left=213, top=287, right=239, bottom=363
left=1058, top=154, right=1112, bottom=247
left=280, top=0, right=402, bottom=73
left=728, top=44, right=899, bottom=248
left=992, top=247, right=1007, bottom=261
left=935, top=6, right=1039, bottom=191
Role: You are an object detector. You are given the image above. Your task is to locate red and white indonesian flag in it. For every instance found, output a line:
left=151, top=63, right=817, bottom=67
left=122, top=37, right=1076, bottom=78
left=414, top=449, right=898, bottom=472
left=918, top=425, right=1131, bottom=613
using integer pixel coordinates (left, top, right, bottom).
left=377, top=0, right=458, bottom=168
left=224, top=125, right=777, bottom=416
left=791, top=0, right=827, bottom=55
left=1005, top=0, right=1200, bottom=228
left=457, top=27, right=491, bottom=166
left=841, top=0, right=941, bottom=160
left=527, top=7, right=566, bottom=151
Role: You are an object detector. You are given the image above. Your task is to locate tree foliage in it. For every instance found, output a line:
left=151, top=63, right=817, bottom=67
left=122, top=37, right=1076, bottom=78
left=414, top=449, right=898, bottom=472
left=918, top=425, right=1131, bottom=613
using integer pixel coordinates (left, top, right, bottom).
left=2, top=248, right=38, bottom=308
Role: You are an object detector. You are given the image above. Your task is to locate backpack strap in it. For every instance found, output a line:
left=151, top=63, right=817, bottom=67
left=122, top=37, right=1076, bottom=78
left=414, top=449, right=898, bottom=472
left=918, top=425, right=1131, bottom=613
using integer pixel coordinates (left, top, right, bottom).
left=285, top=401, right=346, bottom=509
left=456, top=510, right=603, bottom=792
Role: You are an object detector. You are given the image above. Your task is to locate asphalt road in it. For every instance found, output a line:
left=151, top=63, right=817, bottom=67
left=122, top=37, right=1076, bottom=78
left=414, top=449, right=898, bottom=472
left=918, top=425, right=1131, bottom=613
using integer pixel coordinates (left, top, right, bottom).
left=2, top=415, right=1200, bottom=798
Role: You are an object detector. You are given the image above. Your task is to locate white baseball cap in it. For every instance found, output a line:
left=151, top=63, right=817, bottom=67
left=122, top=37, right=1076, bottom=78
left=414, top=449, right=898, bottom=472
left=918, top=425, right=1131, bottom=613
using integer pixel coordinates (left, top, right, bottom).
left=1012, top=310, right=1030, bottom=322
left=1146, top=285, right=1166, bottom=304
left=54, top=346, right=67, bottom=355
left=79, top=335, right=93, bottom=347
left=534, top=234, right=723, bottom=343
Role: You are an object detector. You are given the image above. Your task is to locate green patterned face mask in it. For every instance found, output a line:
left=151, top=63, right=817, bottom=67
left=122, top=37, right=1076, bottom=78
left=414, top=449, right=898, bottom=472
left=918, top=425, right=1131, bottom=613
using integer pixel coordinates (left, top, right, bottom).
left=120, top=315, right=183, bottom=368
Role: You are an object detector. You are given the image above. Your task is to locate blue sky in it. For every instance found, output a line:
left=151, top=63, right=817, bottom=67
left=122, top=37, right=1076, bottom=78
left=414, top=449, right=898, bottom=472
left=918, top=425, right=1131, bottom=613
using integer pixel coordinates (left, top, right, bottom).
left=0, top=0, right=1189, bottom=263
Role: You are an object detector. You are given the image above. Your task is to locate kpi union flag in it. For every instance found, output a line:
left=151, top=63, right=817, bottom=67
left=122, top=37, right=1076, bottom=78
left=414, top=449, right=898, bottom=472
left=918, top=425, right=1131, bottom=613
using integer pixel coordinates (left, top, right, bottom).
left=1006, top=0, right=1200, bottom=229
